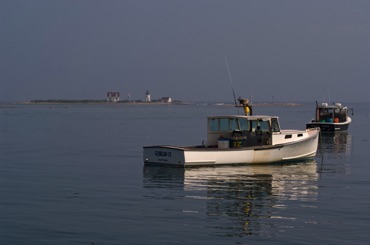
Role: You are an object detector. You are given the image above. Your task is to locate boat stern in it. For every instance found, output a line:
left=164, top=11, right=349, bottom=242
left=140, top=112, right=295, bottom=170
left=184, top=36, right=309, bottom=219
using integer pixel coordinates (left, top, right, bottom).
left=143, top=146, right=186, bottom=166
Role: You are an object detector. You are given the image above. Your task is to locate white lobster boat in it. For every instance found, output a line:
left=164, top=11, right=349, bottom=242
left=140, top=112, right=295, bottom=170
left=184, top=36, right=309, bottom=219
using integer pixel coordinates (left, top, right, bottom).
left=143, top=114, right=320, bottom=166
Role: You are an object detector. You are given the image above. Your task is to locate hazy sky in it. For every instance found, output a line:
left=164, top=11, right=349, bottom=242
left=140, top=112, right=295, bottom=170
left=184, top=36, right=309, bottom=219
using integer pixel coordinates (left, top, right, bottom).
left=2, top=0, right=370, bottom=102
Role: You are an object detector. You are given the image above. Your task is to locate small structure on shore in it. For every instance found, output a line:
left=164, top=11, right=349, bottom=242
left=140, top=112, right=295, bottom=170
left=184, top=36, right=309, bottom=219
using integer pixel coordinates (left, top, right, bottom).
left=107, top=92, right=120, bottom=102
left=161, top=97, right=172, bottom=103
left=145, top=91, right=151, bottom=102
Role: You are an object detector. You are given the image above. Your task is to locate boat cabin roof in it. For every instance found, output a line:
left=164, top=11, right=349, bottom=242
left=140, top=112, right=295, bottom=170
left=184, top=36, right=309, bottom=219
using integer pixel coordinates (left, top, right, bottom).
left=207, top=115, right=278, bottom=120
left=317, top=102, right=347, bottom=109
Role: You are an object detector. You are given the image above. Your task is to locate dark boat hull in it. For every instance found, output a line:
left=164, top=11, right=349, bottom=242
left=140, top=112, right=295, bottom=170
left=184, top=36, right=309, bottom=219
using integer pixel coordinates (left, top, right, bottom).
left=306, top=121, right=350, bottom=131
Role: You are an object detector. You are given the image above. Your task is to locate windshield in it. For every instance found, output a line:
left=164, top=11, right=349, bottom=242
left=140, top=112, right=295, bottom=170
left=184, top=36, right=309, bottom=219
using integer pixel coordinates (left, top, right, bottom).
left=209, top=118, right=250, bottom=132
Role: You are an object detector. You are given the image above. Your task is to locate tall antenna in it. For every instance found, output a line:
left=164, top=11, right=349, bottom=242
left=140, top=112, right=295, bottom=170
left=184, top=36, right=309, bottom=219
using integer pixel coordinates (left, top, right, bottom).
left=225, top=56, right=237, bottom=106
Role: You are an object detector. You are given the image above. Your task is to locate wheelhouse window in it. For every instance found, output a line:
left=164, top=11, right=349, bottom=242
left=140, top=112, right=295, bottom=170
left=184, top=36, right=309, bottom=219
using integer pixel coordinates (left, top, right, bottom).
left=209, top=118, right=250, bottom=132
left=251, top=119, right=270, bottom=132
left=320, top=108, right=333, bottom=119
left=219, top=118, right=229, bottom=131
left=334, top=108, right=347, bottom=122
left=238, top=118, right=249, bottom=131
left=271, top=118, right=280, bottom=132
left=260, top=120, right=270, bottom=131
left=209, top=118, right=219, bottom=132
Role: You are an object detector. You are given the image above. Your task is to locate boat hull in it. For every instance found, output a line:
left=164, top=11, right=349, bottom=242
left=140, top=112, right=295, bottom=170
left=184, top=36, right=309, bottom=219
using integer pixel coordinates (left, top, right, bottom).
left=306, top=117, right=351, bottom=132
left=143, top=129, right=319, bottom=166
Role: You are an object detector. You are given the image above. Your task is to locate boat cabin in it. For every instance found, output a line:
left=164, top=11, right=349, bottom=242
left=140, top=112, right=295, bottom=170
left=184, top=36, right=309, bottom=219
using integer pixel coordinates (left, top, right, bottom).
left=207, top=115, right=281, bottom=148
left=314, top=103, right=348, bottom=123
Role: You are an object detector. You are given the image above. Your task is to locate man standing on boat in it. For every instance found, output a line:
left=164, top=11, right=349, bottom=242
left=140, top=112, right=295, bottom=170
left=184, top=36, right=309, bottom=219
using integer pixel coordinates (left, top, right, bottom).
left=238, top=97, right=252, bottom=116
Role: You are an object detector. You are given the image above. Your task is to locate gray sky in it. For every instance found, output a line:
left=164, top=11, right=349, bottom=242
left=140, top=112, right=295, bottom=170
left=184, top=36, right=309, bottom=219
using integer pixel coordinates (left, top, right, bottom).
left=2, top=0, right=370, bottom=102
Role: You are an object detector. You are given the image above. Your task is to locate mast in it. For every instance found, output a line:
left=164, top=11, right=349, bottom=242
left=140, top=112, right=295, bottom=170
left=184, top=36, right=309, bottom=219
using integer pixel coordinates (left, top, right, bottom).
left=225, top=56, right=252, bottom=116
left=225, top=56, right=237, bottom=106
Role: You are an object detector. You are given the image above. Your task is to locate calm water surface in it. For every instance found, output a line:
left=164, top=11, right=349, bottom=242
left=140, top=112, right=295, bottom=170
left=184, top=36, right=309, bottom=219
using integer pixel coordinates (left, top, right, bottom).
left=0, top=102, right=369, bottom=244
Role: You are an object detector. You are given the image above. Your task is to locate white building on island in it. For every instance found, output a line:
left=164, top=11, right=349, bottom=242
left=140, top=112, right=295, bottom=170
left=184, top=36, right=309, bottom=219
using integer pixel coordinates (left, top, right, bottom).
left=161, top=97, right=172, bottom=103
left=107, top=92, right=120, bottom=102
left=145, top=90, right=151, bottom=102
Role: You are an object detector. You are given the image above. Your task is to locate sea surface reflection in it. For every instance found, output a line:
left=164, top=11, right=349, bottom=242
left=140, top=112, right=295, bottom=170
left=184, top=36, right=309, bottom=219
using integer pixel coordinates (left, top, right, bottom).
left=317, top=132, right=352, bottom=174
left=319, top=131, right=352, bottom=154
left=143, top=161, right=318, bottom=237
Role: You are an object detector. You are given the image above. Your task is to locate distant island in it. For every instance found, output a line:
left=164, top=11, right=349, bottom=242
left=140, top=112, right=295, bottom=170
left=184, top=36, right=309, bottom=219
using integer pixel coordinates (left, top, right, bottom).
left=28, top=99, right=108, bottom=104
left=22, top=99, right=301, bottom=107
left=24, top=99, right=184, bottom=104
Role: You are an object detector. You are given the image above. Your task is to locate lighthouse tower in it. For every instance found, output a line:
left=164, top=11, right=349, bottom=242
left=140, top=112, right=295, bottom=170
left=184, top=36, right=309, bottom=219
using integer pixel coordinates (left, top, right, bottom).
left=145, top=90, right=151, bottom=102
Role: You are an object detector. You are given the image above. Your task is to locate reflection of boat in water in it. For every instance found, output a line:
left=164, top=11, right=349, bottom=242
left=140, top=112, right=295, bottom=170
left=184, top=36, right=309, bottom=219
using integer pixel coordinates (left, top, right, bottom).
left=306, top=102, right=353, bottom=131
left=143, top=161, right=318, bottom=236
left=144, top=161, right=318, bottom=199
left=318, top=131, right=352, bottom=154
left=182, top=161, right=318, bottom=199
left=316, top=131, right=352, bottom=174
